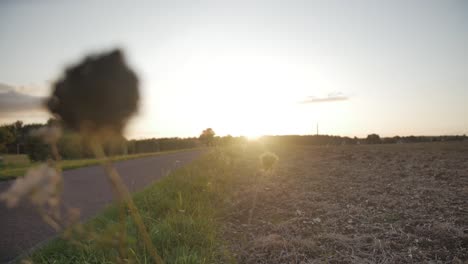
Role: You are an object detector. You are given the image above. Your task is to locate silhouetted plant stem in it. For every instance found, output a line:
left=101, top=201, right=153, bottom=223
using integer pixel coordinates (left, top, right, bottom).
left=91, top=142, right=164, bottom=264
left=36, top=207, right=62, bottom=231
left=50, top=140, right=64, bottom=201
left=33, top=140, right=64, bottom=232
left=50, top=141, right=62, bottom=164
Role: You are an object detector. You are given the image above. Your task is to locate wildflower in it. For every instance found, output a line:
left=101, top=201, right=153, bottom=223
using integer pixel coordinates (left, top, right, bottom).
left=0, top=164, right=61, bottom=208
left=260, top=152, right=279, bottom=171
left=46, top=49, right=139, bottom=136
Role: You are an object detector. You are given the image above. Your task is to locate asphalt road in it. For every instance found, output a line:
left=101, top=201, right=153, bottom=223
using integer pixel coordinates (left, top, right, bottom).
left=0, top=150, right=203, bottom=263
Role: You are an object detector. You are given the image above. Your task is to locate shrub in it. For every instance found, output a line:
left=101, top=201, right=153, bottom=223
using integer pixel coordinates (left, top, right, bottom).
left=366, top=134, right=381, bottom=144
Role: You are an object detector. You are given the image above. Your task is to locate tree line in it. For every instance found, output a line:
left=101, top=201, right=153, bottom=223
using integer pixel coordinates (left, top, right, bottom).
left=1, top=120, right=466, bottom=161
left=260, top=134, right=467, bottom=146
left=0, top=120, right=198, bottom=161
left=0, top=121, right=244, bottom=161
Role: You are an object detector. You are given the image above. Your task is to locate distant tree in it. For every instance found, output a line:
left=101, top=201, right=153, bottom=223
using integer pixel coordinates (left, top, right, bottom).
left=366, top=134, right=381, bottom=144
left=19, top=123, right=51, bottom=161
left=126, top=140, right=136, bottom=154
left=199, top=128, right=215, bottom=146
left=12, top=121, right=24, bottom=154
left=14, top=120, right=23, bottom=131
left=0, top=127, right=14, bottom=153
left=25, top=136, right=50, bottom=161
left=103, top=135, right=128, bottom=156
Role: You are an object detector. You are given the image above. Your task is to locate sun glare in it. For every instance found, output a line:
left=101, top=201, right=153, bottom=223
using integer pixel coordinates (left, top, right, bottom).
left=144, top=52, right=323, bottom=138
left=247, top=134, right=261, bottom=141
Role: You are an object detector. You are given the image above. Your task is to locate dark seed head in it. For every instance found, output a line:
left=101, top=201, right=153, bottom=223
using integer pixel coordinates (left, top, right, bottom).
left=46, top=49, right=139, bottom=135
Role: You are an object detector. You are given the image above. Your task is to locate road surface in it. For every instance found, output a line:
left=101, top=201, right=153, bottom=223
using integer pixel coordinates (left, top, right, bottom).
left=0, top=150, right=203, bottom=263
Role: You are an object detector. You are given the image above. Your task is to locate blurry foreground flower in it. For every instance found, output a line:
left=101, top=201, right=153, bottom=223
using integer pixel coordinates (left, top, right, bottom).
left=44, top=49, right=163, bottom=263
left=0, top=164, right=61, bottom=208
left=260, top=152, right=279, bottom=171
left=46, top=49, right=139, bottom=136
left=39, top=49, right=163, bottom=263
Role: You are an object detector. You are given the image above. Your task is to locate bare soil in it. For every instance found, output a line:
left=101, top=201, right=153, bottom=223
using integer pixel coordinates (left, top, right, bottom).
left=223, top=142, right=468, bottom=263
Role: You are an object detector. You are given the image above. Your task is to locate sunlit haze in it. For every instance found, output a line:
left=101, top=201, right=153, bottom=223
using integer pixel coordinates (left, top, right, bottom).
left=1, top=0, right=467, bottom=138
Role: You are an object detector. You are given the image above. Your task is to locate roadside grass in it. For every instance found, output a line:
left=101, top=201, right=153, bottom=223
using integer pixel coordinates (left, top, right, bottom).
left=0, top=149, right=199, bottom=181
left=27, top=146, right=256, bottom=263
left=1, top=154, right=30, bottom=166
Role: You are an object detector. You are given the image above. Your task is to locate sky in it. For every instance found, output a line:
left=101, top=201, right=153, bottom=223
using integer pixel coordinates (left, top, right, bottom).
left=0, top=0, right=467, bottom=139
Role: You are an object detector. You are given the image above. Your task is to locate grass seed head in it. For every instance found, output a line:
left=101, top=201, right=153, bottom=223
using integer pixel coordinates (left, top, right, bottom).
left=0, top=164, right=61, bottom=208
left=46, top=49, right=139, bottom=136
left=30, top=126, right=62, bottom=144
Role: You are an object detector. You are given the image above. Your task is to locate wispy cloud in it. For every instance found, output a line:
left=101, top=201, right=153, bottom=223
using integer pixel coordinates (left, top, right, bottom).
left=0, top=83, right=45, bottom=113
left=299, top=92, right=349, bottom=104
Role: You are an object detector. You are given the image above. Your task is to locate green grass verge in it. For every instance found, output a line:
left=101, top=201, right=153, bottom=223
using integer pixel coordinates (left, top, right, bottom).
left=1, top=154, right=30, bottom=166
left=26, top=147, right=254, bottom=263
left=0, top=149, right=199, bottom=181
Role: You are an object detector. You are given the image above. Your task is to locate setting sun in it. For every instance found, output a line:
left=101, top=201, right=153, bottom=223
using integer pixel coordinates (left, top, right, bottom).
left=131, top=50, right=352, bottom=138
